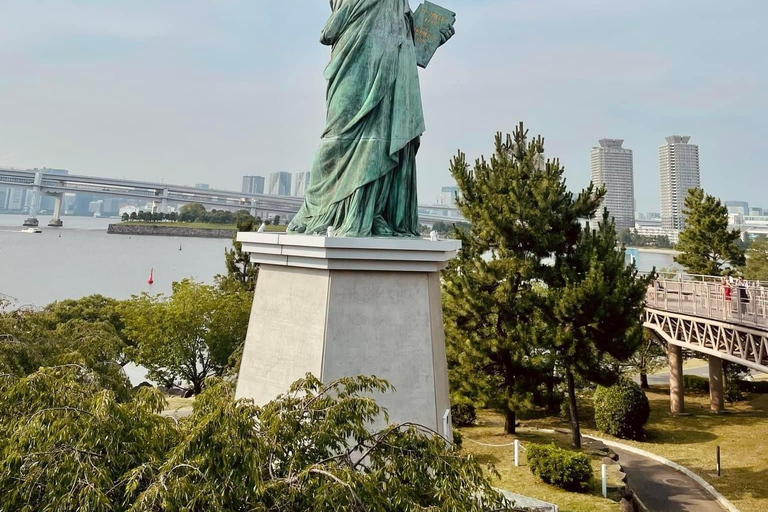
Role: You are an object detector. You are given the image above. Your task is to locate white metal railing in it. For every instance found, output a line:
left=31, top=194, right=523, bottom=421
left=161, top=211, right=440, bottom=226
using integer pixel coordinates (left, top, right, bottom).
left=645, top=275, right=768, bottom=329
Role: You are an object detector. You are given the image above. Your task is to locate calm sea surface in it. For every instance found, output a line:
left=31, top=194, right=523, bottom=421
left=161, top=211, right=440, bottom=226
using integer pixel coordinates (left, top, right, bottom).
left=0, top=213, right=679, bottom=384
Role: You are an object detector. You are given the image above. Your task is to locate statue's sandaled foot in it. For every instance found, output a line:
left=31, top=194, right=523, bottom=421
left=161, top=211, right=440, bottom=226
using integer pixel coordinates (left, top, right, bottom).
left=372, top=216, right=394, bottom=237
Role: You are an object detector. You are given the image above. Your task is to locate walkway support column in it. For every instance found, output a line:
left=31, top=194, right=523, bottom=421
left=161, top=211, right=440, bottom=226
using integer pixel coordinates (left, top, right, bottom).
left=668, top=344, right=685, bottom=414
left=709, top=355, right=725, bottom=413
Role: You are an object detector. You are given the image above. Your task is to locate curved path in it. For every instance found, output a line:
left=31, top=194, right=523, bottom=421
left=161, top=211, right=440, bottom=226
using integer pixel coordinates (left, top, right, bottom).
left=610, top=445, right=726, bottom=512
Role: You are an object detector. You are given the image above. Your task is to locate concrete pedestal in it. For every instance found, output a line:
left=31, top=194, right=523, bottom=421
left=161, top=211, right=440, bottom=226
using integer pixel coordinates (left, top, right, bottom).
left=668, top=344, right=685, bottom=414
left=22, top=217, right=39, bottom=227
left=235, top=233, right=460, bottom=440
left=48, top=219, right=63, bottom=227
left=708, top=355, right=725, bottom=413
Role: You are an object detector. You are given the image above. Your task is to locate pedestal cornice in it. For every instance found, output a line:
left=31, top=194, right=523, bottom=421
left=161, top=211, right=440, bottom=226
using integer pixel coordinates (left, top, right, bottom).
left=237, top=233, right=461, bottom=272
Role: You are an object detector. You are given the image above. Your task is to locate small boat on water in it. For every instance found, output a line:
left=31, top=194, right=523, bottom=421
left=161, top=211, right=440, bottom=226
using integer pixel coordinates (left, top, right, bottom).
left=21, top=228, right=42, bottom=234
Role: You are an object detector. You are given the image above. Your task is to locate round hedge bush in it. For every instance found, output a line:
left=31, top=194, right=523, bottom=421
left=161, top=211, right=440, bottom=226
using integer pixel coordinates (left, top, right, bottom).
left=594, top=380, right=651, bottom=440
left=527, top=444, right=593, bottom=491
left=451, top=402, right=477, bottom=427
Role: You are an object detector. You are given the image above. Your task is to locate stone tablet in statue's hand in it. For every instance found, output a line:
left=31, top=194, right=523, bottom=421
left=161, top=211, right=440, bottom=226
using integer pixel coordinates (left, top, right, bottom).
left=439, top=24, right=455, bottom=46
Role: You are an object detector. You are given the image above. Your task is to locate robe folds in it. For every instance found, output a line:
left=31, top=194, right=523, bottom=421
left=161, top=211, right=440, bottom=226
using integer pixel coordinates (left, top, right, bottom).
left=288, top=0, right=425, bottom=237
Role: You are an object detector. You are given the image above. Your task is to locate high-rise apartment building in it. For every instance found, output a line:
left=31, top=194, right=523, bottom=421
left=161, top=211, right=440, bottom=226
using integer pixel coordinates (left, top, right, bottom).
left=291, top=171, right=311, bottom=197
left=659, top=136, right=701, bottom=230
left=242, top=175, right=265, bottom=195
left=590, top=139, right=635, bottom=230
left=267, top=172, right=292, bottom=196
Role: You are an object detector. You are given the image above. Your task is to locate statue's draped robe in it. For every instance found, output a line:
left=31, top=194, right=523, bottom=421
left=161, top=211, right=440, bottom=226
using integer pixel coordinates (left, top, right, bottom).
left=287, top=0, right=424, bottom=237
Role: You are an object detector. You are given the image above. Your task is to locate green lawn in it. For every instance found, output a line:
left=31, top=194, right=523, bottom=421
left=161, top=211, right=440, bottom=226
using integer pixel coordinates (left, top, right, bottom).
left=460, top=412, right=623, bottom=512
left=121, top=221, right=286, bottom=232
left=511, top=387, right=768, bottom=512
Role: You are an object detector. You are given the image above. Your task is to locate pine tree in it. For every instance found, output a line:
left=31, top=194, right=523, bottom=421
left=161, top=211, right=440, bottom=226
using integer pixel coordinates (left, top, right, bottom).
left=224, top=215, right=259, bottom=292
left=445, top=125, right=649, bottom=446
left=443, top=124, right=602, bottom=434
left=548, top=210, right=649, bottom=447
left=675, top=188, right=745, bottom=275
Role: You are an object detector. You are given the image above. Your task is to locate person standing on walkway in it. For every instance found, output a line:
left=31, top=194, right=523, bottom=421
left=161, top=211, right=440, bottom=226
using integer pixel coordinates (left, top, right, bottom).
left=722, top=278, right=732, bottom=315
left=737, top=277, right=750, bottom=317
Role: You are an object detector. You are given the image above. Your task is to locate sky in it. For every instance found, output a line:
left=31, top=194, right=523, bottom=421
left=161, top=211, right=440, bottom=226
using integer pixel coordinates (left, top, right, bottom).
left=1, top=0, right=766, bottom=212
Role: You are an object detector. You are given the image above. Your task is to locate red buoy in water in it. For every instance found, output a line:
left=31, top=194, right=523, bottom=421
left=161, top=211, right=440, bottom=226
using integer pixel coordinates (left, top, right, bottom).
left=147, top=268, right=154, bottom=285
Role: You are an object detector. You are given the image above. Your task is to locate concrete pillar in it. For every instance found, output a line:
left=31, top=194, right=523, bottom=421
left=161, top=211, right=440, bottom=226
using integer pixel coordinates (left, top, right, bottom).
left=709, top=355, right=725, bottom=413
left=48, top=194, right=64, bottom=227
left=23, top=171, right=42, bottom=227
left=668, top=344, right=685, bottom=414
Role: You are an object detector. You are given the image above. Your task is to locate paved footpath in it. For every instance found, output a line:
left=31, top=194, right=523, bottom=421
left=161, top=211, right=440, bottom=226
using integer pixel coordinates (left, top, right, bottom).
left=611, top=446, right=726, bottom=512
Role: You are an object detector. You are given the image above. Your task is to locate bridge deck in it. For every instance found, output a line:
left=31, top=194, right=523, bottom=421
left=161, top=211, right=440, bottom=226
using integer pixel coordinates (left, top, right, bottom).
left=646, top=278, right=768, bottom=330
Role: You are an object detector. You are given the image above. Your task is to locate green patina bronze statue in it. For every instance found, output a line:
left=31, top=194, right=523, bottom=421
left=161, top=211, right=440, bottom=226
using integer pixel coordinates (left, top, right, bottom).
left=287, top=0, right=455, bottom=238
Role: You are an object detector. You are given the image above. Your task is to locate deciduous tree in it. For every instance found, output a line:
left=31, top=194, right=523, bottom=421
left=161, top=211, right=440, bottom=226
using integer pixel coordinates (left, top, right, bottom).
left=121, top=279, right=251, bottom=394
left=742, top=236, right=768, bottom=281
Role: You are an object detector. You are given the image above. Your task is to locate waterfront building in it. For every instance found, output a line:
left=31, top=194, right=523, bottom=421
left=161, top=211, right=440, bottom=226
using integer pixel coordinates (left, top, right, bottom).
left=659, top=135, right=700, bottom=231
left=590, top=139, right=635, bottom=230
left=750, top=207, right=764, bottom=217
left=292, top=171, right=310, bottom=197
left=4, top=188, right=27, bottom=211
left=267, top=172, right=292, bottom=196
left=0, top=186, right=8, bottom=210
left=242, top=175, right=265, bottom=195
left=725, top=201, right=750, bottom=216
left=436, top=186, right=460, bottom=207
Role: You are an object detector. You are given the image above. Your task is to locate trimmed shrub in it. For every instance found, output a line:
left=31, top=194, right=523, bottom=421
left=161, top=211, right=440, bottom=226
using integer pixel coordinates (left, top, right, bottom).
left=451, top=402, right=477, bottom=427
left=683, top=375, right=710, bottom=393
left=737, top=380, right=768, bottom=394
left=527, top=444, right=593, bottom=491
left=594, top=380, right=650, bottom=440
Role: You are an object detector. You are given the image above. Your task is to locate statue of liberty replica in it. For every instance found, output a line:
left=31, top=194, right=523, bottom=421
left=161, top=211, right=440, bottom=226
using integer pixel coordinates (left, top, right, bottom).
left=288, top=0, right=456, bottom=238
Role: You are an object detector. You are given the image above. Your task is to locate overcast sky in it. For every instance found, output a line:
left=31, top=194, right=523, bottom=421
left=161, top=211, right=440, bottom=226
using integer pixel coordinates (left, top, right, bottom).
left=1, top=0, right=766, bottom=211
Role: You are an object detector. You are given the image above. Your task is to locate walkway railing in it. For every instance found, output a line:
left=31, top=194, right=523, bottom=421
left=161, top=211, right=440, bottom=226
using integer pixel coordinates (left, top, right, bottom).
left=645, top=275, right=768, bottom=329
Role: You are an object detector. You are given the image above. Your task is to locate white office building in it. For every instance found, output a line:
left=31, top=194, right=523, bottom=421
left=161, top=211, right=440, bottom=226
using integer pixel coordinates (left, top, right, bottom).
left=291, top=171, right=310, bottom=197
left=659, top=135, right=700, bottom=231
left=267, top=172, right=292, bottom=196
left=436, top=186, right=460, bottom=207
left=590, top=139, right=635, bottom=230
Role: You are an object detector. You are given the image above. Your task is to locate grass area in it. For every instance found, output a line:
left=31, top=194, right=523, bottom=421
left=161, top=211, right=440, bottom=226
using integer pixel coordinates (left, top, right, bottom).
left=121, top=221, right=286, bottom=232
left=511, top=387, right=768, bottom=512
left=164, top=396, right=195, bottom=412
left=460, top=411, right=623, bottom=512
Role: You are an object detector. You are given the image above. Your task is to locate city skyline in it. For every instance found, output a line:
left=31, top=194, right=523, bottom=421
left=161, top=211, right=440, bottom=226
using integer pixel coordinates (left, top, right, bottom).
left=1, top=1, right=766, bottom=212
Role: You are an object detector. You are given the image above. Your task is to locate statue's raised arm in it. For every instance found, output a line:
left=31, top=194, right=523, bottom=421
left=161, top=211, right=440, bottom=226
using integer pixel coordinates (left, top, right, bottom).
left=288, top=0, right=456, bottom=238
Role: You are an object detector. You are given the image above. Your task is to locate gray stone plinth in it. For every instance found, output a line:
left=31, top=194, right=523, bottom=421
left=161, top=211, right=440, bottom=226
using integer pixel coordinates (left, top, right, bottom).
left=22, top=218, right=39, bottom=227
left=48, top=219, right=63, bottom=227
left=235, top=234, right=460, bottom=440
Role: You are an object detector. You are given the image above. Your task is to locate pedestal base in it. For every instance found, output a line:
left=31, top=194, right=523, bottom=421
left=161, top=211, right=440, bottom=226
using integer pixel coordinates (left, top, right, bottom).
left=48, top=219, right=63, bottom=227
left=22, top=218, right=39, bottom=227
left=235, top=233, right=460, bottom=440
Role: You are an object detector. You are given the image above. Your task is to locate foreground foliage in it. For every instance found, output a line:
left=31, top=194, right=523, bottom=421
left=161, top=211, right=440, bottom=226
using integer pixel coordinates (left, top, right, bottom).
left=0, top=365, right=177, bottom=512
left=0, top=368, right=512, bottom=512
left=593, top=380, right=650, bottom=440
left=527, top=444, right=593, bottom=491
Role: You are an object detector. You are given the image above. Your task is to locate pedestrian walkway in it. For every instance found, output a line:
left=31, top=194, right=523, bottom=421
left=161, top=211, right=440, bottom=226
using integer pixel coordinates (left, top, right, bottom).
left=610, top=446, right=726, bottom=512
